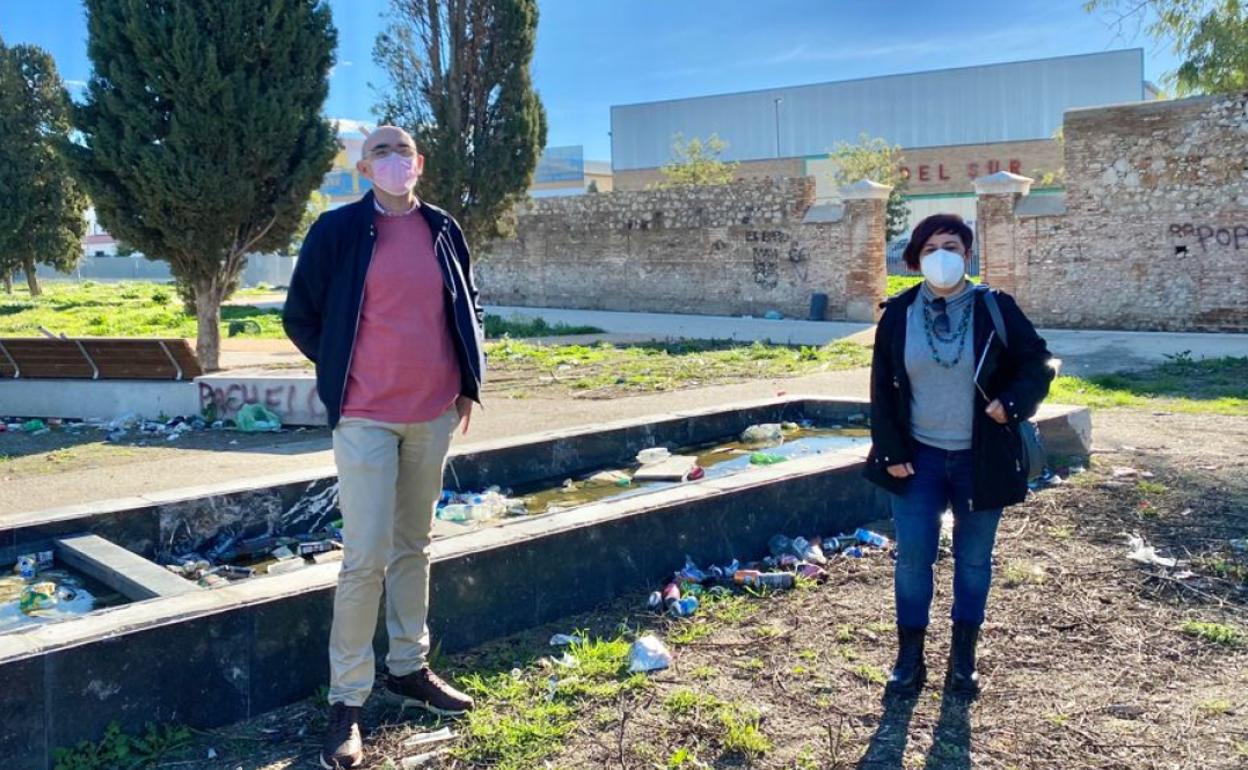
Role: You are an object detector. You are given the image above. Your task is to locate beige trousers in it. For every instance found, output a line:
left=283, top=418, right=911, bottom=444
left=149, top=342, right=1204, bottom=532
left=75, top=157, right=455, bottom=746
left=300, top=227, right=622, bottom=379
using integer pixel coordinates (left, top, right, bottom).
left=328, top=406, right=458, bottom=706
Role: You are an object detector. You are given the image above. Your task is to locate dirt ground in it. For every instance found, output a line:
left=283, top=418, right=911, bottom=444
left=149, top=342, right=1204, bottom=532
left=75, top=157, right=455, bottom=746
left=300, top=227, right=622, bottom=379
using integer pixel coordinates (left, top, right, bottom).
left=143, top=410, right=1248, bottom=770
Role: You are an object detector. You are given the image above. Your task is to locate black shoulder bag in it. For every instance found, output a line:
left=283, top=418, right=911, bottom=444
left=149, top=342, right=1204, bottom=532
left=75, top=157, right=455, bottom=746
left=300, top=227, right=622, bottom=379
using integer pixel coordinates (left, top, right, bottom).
left=976, top=288, right=1046, bottom=482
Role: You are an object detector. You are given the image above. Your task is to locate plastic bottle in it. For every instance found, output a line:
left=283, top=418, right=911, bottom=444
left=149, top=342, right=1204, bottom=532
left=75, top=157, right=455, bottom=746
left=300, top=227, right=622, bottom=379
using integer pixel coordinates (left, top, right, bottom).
left=671, top=596, right=699, bottom=617
left=733, top=570, right=795, bottom=589
left=767, top=534, right=793, bottom=559
left=661, top=582, right=681, bottom=612
left=439, top=503, right=472, bottom=522
left=792, top=536, right=827, bottom=565
left=855, top=528, right=890, bottom=548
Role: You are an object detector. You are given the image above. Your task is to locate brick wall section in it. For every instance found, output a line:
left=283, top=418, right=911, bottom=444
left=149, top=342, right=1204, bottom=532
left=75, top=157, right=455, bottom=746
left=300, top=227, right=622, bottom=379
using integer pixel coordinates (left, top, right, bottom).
left=480, top=177, right=887, bottom=320
left=978, top=93, right=1248, bottom=331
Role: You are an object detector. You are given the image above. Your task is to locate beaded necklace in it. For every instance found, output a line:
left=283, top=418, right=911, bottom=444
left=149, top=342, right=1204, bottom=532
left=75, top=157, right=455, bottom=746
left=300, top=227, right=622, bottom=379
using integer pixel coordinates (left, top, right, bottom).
left=921, top=296, right=973, bottom=369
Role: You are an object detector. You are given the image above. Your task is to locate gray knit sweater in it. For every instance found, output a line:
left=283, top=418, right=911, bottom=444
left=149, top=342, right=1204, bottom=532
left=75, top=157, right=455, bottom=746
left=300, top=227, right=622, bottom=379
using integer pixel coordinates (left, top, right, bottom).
left=904, top=282, right=976, bottom=451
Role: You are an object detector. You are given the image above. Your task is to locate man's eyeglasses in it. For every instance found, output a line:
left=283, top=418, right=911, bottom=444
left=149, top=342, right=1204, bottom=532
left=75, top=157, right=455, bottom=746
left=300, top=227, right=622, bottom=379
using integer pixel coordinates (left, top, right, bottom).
left=367, top=144, right=416, bottom=159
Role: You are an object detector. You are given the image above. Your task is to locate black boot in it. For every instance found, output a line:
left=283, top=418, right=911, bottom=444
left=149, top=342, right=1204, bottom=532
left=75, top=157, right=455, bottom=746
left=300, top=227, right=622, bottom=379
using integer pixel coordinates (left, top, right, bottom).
left=947, top=622, right=981, bottom=696
left=886, top=625, right=927, bottom=694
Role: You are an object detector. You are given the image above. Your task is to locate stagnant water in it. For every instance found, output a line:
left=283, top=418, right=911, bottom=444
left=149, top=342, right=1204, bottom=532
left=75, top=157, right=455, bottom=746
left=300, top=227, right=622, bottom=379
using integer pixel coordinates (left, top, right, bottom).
left=0, top=567, right=128, bottom=634
left=507, top=426, right=870, bottom=518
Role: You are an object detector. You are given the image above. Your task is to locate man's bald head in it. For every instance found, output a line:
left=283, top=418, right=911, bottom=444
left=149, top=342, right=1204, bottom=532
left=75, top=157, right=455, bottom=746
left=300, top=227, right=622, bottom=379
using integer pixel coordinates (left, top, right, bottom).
left=361, top=125, right=417, bottom=161
left=357, top=124, right=425, bottom=200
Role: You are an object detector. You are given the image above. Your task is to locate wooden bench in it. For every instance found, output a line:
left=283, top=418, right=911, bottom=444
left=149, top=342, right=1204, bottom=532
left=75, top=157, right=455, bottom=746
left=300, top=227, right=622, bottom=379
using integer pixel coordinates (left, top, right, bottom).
left=0, top=337, right=203, bottom=380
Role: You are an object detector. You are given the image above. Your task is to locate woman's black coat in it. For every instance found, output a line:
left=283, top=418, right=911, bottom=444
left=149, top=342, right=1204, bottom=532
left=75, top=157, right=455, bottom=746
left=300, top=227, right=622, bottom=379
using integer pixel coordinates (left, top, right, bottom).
left=863, top=284, right=1055, bottom=511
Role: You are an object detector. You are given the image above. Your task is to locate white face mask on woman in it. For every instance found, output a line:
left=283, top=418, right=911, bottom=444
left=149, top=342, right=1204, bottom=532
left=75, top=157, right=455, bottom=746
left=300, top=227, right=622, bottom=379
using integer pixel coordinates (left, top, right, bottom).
left=920, top=249, right=966, bottom=289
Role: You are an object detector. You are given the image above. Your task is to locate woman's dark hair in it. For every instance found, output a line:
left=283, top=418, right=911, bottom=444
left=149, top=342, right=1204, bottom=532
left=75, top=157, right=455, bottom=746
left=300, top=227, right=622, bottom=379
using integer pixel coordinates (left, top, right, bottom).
left=902, top=214, right=974, bottom=271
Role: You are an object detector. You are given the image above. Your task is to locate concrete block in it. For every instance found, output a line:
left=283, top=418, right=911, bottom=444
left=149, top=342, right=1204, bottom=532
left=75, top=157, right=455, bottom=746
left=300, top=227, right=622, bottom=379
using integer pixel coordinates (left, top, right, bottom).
left=55, top=534, right=201, bottom=600
left=1, top=379, right=199, bottom=421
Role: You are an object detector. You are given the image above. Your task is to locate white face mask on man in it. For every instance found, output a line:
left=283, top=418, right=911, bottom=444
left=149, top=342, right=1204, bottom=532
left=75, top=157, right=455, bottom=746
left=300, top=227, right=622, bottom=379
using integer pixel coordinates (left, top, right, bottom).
left=920, top=249, right=966, bottom=289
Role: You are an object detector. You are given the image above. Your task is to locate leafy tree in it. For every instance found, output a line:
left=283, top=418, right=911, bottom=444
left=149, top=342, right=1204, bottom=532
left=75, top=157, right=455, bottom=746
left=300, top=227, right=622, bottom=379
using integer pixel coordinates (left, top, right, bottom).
left=1086, top=0, right=1247, bottom=93
left=373, top=0, right=547, bottom=248
left=658, top=133, right=739, bottom=188
left=1031, top=126, right=1067, bottom=188
left=67, top=0, right=338, bottom=370
left=0, top=40, right=86, bottom=296
left=828, top=133, right=911, bottom=241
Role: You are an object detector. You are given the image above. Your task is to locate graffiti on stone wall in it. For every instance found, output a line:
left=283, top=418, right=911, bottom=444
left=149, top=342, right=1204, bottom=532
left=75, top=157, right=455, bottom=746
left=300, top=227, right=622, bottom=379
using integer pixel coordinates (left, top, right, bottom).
left=743, top=229, right=809, bottom=288
left=198, top=382, right=326, bottom=421
left=1168, top=223, right=1248, bottom=252
left=1025, top=241, right=1086, bottom=266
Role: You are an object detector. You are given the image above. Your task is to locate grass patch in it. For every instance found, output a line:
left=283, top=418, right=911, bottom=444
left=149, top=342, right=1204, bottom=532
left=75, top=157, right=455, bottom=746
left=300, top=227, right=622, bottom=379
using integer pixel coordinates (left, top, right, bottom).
left=1002, top=560, right=1046, bottom=588
left=850, top=662, right=888, bottom=685
left=1136, top=480, right=1169, bottom=496
left=486, top=337, right=871, bottom=396
left=663, top=688, right=724, bottom=718
left=0, top=282, right=284, bottom=339
left=452, top=634, right=647, bottom=769
left=1198, top=699, right=1233, bottom=716
left=718, top=706, right=771, bottom=760
left=668, top=620, right=713, bottom=646
left=689, top=665, right=718, bottom=681
left=1180, top=620, right=1244, bottom=647
left=483, top=314, right=603, bottom=339
left=1050, top=355, right=1248, bottom=415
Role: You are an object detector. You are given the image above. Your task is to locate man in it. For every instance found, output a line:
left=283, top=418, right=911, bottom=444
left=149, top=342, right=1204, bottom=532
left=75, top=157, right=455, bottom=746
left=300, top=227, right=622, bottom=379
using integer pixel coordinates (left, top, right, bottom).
left=283, top=125, right=485, bottom=770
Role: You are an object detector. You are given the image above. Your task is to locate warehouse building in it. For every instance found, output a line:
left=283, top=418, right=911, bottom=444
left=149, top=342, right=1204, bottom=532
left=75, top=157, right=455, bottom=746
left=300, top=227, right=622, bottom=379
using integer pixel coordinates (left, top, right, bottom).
left=610, top=49, right=1156, bottom=230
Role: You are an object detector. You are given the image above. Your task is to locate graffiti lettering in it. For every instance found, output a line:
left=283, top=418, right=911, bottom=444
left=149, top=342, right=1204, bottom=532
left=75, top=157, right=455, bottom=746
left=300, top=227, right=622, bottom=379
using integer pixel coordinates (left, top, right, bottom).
left=197, top=382, right=327, bottom=422
left=752, top=248, right=779, bottom=289
left=744, top=230, right=789, bottom=244
left=1168, top=223, right=1248, bottom=251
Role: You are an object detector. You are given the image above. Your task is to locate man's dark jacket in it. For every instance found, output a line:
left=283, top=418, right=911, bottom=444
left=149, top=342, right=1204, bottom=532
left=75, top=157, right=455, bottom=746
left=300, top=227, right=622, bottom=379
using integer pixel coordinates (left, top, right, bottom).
left=863, top=285, right=1054, bottom=511
left=282, top=191, right=485, bottom=429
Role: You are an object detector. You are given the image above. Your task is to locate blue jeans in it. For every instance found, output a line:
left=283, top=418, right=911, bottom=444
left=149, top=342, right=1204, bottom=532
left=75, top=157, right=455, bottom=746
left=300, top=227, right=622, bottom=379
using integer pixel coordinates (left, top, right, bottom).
left=891, top=442, right=1003, bottom=629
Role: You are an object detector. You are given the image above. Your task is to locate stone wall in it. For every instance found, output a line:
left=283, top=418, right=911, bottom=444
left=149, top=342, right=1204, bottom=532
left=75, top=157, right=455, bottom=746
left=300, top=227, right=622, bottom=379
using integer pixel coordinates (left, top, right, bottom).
left=479, top=177, right=888, bottom=321
left=977, top=93, right=1248, bottom=331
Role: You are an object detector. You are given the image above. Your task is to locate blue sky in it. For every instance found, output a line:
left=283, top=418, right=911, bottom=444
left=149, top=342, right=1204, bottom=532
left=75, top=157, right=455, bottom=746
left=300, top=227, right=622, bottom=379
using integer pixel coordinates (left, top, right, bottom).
left=1, top=0, right=1179, bottom=161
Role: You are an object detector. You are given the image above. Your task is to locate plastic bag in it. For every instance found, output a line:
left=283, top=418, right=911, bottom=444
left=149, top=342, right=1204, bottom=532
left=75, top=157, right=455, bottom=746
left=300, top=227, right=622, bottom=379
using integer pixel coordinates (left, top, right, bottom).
left=235, top=403, right=282, bottom=432
left=628, top=635, right=673, bottom=673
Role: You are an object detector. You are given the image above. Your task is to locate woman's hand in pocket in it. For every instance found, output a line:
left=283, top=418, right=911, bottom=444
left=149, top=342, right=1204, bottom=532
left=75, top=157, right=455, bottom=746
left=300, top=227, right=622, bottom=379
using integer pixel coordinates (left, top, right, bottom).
left=887, top=462, right=915, bottom=479
left=985, top=399, right=1008, bottom=425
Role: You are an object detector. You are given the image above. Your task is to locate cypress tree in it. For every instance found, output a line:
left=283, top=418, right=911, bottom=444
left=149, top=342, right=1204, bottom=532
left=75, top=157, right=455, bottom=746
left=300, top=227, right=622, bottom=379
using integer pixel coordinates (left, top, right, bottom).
left=0, top=39, right=87, bottom=296
left=68, top=0, right=338, bottom=369
left=374, top=0, right=547, bottom=248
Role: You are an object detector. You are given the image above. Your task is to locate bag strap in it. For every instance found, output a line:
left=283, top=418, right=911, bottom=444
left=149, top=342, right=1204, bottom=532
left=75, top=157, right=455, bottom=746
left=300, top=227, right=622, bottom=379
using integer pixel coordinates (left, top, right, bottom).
left=977, top=286, right=1009, bottom=348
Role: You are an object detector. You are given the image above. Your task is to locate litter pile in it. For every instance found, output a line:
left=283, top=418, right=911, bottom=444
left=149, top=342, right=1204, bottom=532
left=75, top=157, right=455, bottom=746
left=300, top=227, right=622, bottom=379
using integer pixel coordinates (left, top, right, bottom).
left=646, top=527, right=893, bottom=618
left=1, top=550, right=99, bottom=632
left=0, top=405, right=287, bottom=443
left=164, top=526, right=344, bottom=588
left=436, top=488, right=527, bottom=522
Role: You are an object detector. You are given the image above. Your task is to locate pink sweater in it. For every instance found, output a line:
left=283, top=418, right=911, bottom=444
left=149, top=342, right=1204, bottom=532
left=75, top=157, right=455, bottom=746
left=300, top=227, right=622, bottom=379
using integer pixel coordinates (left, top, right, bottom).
left=341, top=207, right=461, bottom=423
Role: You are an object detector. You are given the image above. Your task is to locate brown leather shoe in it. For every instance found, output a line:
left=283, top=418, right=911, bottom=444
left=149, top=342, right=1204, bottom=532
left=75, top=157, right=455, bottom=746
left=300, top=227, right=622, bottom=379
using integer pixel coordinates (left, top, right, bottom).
left=386, top=666, right=475, bottom=716
left=319, top=702, right=363, bottom=769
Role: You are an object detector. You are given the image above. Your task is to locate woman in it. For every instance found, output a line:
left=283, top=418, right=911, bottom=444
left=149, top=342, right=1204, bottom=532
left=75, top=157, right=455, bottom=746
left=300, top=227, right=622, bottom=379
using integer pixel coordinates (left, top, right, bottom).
left=864, top=213, right=1053, bottom=696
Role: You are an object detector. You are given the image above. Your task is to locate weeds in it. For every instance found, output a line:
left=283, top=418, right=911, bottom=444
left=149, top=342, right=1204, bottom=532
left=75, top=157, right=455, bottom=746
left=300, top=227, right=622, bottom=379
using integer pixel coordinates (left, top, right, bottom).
left=1180, top=620, right=1243, bottom=647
